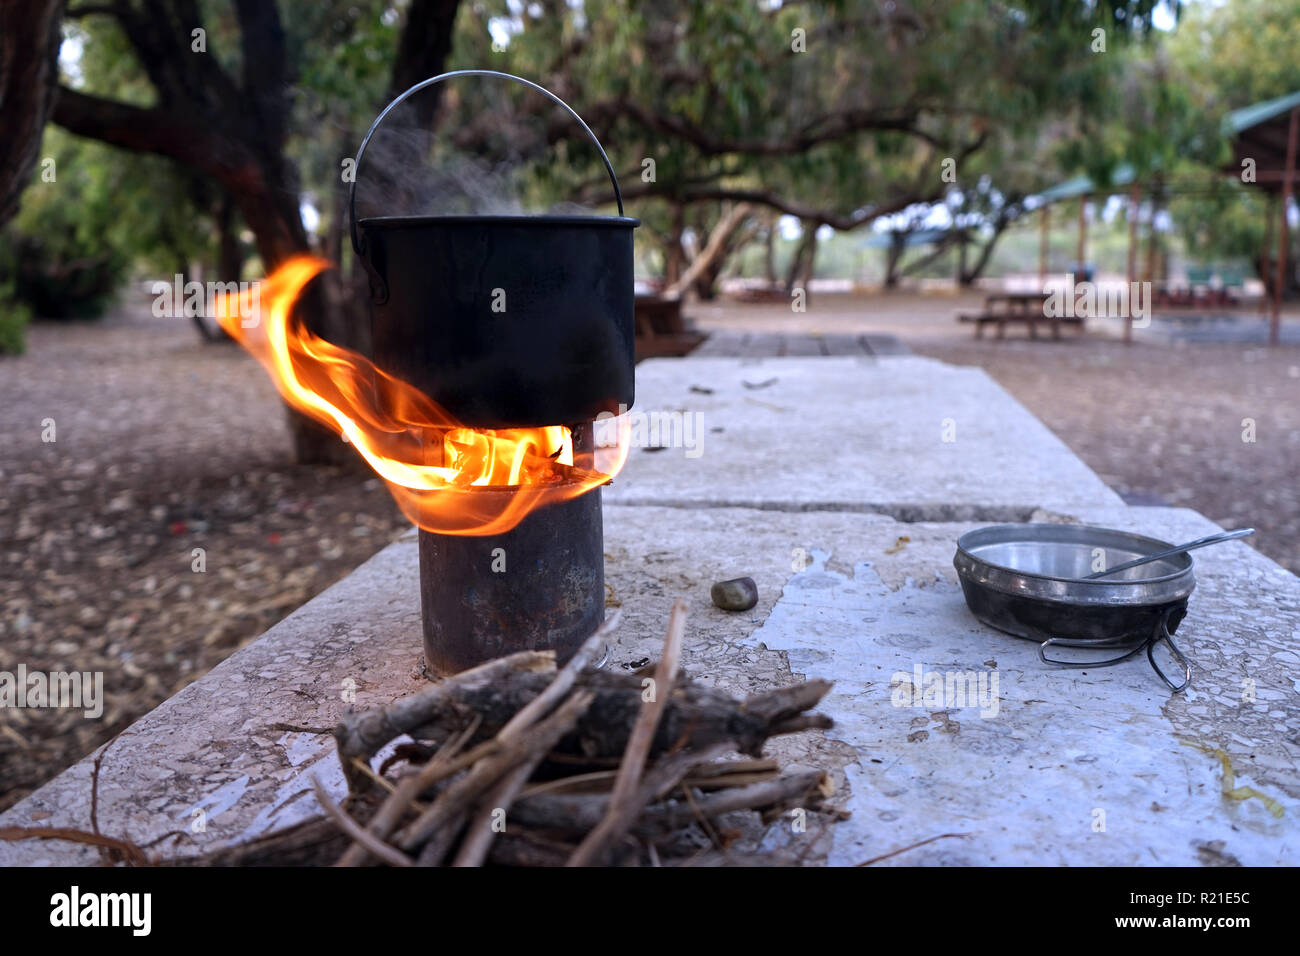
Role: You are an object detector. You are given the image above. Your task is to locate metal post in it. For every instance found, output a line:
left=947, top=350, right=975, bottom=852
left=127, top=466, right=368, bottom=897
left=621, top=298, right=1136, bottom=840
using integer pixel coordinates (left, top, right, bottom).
left=1126, top=184, right=1140, bottom=344
left=1272, top=106, right=1298, bottom=347
left=1260, top=196, right=1275, bottom=317
left=1038, top=204, right=1050, bottom=284
left=1076, top=196, right=1088, bottom=270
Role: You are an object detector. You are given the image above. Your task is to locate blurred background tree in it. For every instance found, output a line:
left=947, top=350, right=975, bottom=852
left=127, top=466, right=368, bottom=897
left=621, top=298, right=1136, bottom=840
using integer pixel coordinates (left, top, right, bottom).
left=8, top=0, right=1299, bottom=392
left=1161, top=0, right=1300, bottom=281
left=458, top=0, right=1170, bottom=294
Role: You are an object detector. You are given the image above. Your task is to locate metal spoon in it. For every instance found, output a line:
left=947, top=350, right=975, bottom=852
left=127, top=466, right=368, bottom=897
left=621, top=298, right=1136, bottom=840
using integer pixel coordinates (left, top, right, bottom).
left=1084, top=528, right=1255, bottom=579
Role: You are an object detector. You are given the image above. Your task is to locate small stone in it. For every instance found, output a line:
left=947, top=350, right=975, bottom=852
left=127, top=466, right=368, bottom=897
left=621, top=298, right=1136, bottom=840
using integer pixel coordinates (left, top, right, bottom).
left=711, top=576, right=758, bottom=611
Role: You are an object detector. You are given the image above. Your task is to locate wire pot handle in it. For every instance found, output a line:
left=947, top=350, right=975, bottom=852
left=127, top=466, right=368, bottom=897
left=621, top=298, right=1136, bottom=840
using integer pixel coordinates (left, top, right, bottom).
left=349, top=69, right=626, bottom=257
left=1038, top=605, right=1190, bottom=693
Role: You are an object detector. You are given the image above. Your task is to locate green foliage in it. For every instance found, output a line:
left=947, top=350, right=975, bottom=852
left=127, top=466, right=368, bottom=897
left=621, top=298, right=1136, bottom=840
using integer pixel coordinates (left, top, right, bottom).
left=443, top=0, right=1175, bottom=283
left=1169, top=180, right=1269, bottom=268
left=10, top=0, right=1256, bottom=300
left=3, top=127, right=140, bottom=318
left=1148, top=0, right=1300, bottom=269
left=0, top=282, right=31, bottom=355
left=4, top=15, right=230, bottom=318
left=1166, top=0, right=1300, bottom=109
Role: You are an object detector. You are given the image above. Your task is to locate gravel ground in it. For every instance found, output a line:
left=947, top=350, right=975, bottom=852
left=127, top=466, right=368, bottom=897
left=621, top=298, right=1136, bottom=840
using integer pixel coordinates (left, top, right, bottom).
left=2, top=289, right=1295, bottom=812
left=914, top=335, right=1300, bottom=574
left=0, top=300, right=407, bottom=811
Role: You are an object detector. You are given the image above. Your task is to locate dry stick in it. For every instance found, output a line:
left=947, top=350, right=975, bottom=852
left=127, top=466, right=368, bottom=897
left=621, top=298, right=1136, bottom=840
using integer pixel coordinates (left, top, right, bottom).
left=680, top=783, right=726, bottom=853
left=448, top=762, right=532, bottom=868
left=336, top=714, right=482, bottom=867
left=414, top=691, right=596, bottom=865
left=448, top=617, right=620, bottom=868
left=349, top=757, right=401, bottom=796
left=311, top=777, right=413, bottom=868
left=510, top=767, right=829, bottom=837
left=495, top=611, right=620, bottom=742
left=0, top=826, right=151, bottom=865
left=401, top=690, right=596, bottom=857
left=610, top=604, right=685, bottom=805
left=568, top=599, right=686, bottom=866
left=408, top=690, right=596, bottom=864
left=687, top=759, right=780, bottom=779
left=568, top=743, right=732, bottom=866
left=686, top=772, right=781, bottom=790
left=854, top=831, right=971, bottom=867
left=333, top=650, right=553, bottom=787
left=768, top=715, right=834, bottom=735
left=89, top=732, right=129, bottom=864
left=392, top=620, right=616, bottom=861
left=347, top=668, right=832, bottom=764
left=512, top=760, right=778, bottom=799
left=413, top=809, right=470, bottom=866
left=338, top=616, right=618, bottom=867
left=658, top=769, right=829, bottom=834
left=519, top=769, right=619, bottom=798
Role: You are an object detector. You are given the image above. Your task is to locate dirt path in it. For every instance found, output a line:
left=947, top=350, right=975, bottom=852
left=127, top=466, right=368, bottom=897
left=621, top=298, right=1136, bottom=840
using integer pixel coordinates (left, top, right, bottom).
left=0, top=301, right=407, bottom=810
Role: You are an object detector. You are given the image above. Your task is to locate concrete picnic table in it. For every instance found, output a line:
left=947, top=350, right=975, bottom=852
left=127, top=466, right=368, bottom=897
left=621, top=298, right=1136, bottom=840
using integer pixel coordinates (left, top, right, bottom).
left=3, top=355, right=1296, bottom=866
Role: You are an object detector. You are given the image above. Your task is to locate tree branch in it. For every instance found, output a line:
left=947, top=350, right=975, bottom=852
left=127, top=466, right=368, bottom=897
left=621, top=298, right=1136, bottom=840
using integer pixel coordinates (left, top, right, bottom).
left=591, top=99, right=935, bottom=157
left=601, top=182, right=939, bottom=232
left=0, top=0, right=64, bottom=225
left=388, top=0, right=463, bottom=127
left=51, top=87, right=258, bottom=185
left=234, top=0, right=290, bottom=149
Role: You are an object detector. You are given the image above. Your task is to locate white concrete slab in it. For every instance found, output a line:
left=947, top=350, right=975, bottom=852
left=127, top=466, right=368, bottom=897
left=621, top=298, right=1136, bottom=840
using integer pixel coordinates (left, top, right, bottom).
left=4, top=502, right=1296, bottom=866
left=607, top=356, right=1123, bottom=518
left=741, top=504, right=1300, bottom=866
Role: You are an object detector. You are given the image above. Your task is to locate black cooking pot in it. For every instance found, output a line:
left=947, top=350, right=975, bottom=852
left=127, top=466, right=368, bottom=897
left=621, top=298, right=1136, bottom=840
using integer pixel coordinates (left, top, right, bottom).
left=350, top=71, right=638, bottom=428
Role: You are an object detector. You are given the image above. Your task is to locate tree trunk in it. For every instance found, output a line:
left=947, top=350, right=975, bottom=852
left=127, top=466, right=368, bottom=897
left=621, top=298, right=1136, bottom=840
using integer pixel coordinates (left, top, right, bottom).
left=763, top=219, right=778, bottom=287
left=663, top=203, right=686, bottom=286
left=193, top=194, right=242, bottom=343
left=664, top=203, right=753, bottom=299
left=784, top=219, right=818, bottom=294
left=797, top=223, right=819, bottom=291
left=46, top=0, right=462, bottom=466
left=216, top=194, right=244, bottom=285
left=0, top=0, right=64, bottom=226
left=960, top=217, right=1011, bottom=286
left=883, top=231, right=906, bottom=289
left=1143, top=188, right=1162, bottom=283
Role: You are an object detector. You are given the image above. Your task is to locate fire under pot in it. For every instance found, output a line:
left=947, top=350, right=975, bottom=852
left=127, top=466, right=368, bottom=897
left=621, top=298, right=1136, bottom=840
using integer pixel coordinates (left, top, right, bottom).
left=350, top=71, right=638, bottom=673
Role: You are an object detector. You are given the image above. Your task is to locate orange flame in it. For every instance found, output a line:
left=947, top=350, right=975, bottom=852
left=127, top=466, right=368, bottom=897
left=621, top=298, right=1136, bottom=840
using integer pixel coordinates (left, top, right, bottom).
left=215, top=256, right=628, bottom=536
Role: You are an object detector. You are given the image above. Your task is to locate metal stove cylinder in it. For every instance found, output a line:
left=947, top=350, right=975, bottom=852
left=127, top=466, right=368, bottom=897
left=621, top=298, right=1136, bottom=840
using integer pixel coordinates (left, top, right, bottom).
left=418, top=483, right=605, bottom=673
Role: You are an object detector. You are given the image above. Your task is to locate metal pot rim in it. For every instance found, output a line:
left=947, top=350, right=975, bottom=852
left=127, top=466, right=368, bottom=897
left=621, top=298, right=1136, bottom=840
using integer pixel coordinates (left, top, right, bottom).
left=358, top=214, right=641, bottom=229
left=954, top=523, right=1196, bottom=607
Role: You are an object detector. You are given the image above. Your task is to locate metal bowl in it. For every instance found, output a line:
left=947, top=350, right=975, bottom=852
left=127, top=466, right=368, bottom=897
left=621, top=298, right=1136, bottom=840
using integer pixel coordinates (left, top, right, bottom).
left=953, top=524, right=1195, bottom=690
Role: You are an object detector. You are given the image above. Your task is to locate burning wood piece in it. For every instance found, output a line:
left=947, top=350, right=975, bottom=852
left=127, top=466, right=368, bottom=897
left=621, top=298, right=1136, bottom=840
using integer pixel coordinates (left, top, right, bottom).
left=182, top=601, right=841, bottom=867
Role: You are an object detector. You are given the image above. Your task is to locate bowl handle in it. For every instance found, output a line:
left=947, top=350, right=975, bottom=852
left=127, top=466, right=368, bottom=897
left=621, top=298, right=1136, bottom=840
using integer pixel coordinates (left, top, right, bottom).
left=1147, top=607, right=1191, bottom=692
left=1038, top=605, right=1190, bottom=693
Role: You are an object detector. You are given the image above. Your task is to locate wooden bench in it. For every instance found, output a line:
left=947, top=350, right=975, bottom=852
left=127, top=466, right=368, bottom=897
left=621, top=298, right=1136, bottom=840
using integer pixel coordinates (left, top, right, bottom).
left=958, top=292, right=1084, bottom=340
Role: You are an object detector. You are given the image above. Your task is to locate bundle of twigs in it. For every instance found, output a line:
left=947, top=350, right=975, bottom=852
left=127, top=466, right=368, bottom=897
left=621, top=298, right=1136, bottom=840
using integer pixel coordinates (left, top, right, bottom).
left=195, top=599, right=841, bottom=867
